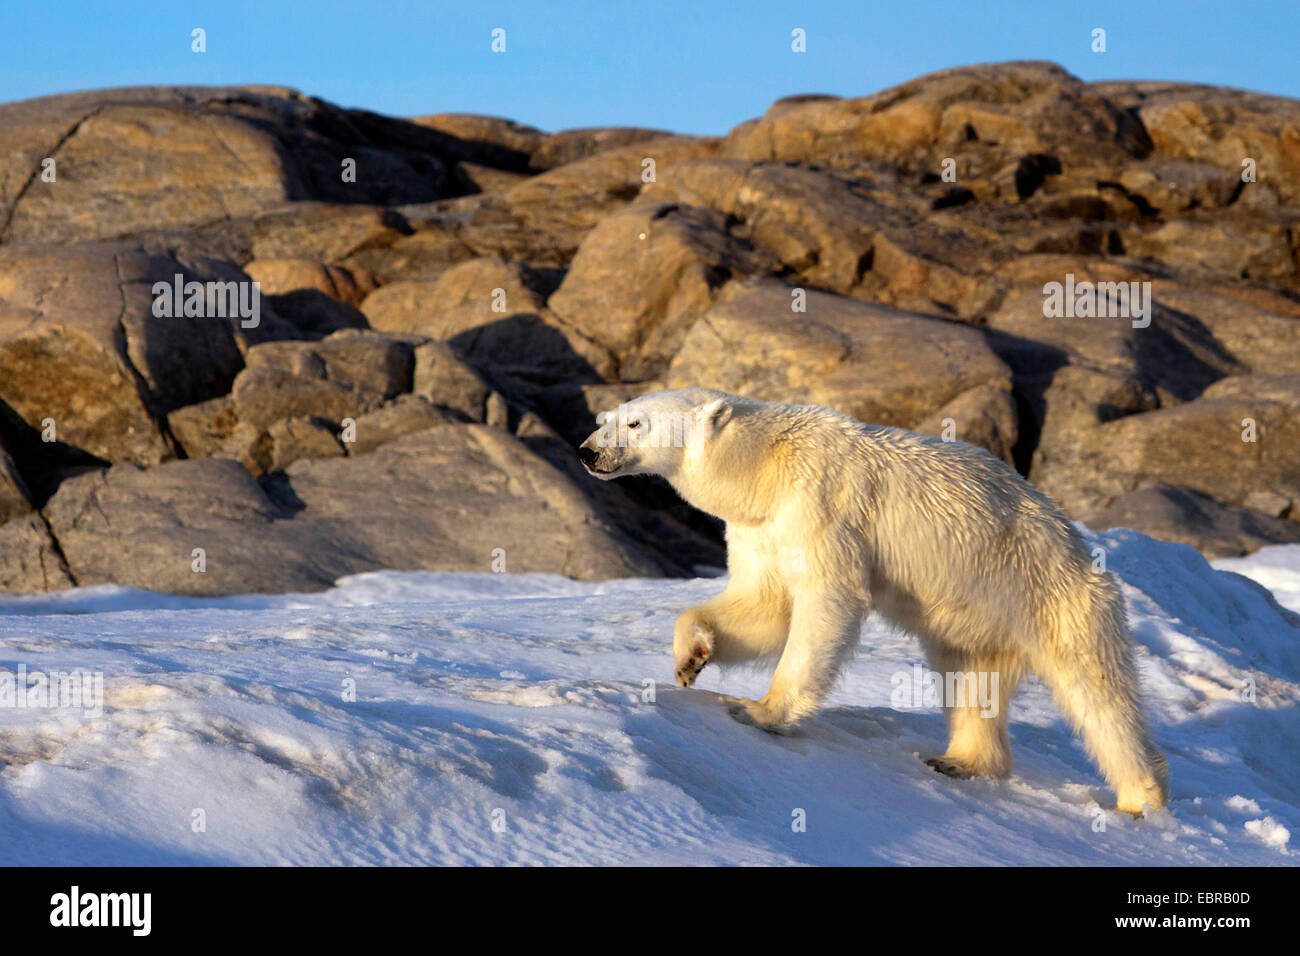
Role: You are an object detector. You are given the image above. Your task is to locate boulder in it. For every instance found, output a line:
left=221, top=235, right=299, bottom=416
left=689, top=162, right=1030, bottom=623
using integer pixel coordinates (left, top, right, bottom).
left=0, top=243, right=282, bottom=465
left=343, top=396, right=459, bottom=455
left=1093, top=80, right=1300, bottom=204
left=267, top=416, right=345, bottom=470
left=167, top=395, right=241, bottom=459
left=645, top=159, right=996, bottom=317
left=231, top=329, right=414, bottom=429
left=361, top=134, right=723, bottom=273
left=363, top=256, right=612, bottom=384
left=0, top=86, right=460, bottom=244
left=548, top=202, right=770, bottom=378
left=41, top=428, right=678, bottom=595
left=451, top=162, right=532, bottom=194
left=666, top=280, right=1014, bottom=443
left=1033, top=374, right=1300, bottom=520
left=722, top=62, right=1151, bottom=189
left=411, top=342, right=492, bottom=421
left=1089, top=484, right=1300, bottom=559
left=242, top=258, right=379, bottom=303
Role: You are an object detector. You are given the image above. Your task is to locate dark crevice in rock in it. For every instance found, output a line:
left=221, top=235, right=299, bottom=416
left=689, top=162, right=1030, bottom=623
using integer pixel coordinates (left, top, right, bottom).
left=1113, top=106, right=1154, bottom=159
left=32, top=507, right=78, bottom=588
left=1013, top=153, right=1062, bottom=201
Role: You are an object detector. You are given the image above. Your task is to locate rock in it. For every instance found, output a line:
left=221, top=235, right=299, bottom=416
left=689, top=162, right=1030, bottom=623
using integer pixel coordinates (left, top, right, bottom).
left=0, top=514, right=74, bottom=593
left=41, top=429, right=678, bottom=595
left=248, top=204, right=416, bottom=265
left=362, top=255, right=548, bottom=333
left=645, top=160, right=876, bottom=295
left=1117, top=210, right=1300, bottom=293
left=221, top=422, right=275, bottom=476
left=411, top=342, right=492, bottom=421
left=452, top=161, right=532, bottom=194
left=1151, top=284, right=1300, bottom=376
left=0, top=86, right=459, bottom=244
left=914, top=384, right=1019, bottom=466
left=167, top=395, right=240, bottom=459
left=548, top=202, right=770, bottom=378
left=43, top=457, right=333, bottom=594
left=232, top=329, right=414, bottom=429
left=259, top=289, right=369, bottom=339
left=1243, top=489, right=1295, bottom=518
left=645, top=159, right=995, bottom=317
left=367, top=134, right=723, bottom=272
left=529, top=127, right=673, bottom=170
left=1094, top=80, right=1300, bottom=204
left=344, top=396, right=458, bottom=455
left=267, top=416, right=345, bottom=470
left=485, top=392, right=511, bottom=430
left=1089, top=484, right=1300, bottom=558
left=363, top=256, right=613, bottom=384
left=2, top=65, right=1298, bottom=584
left=722, top=62, right=1150, bottom=188
left=0, top=243, right=281, bottom=465
left=983, top=278, right=1249, bottom=471
left=0, top=442, right=34, bottom=522
left=1033, top=374, right=1300, bottom=520
left=337, top=221, right=478, bottom=283
left=408, top=113, right=546, bottom=170
left=1115, top=160, right=1244, bottom=214
left=666, top=280, right=1014, bottom=440
left=243, top=258, right=381, bottom=307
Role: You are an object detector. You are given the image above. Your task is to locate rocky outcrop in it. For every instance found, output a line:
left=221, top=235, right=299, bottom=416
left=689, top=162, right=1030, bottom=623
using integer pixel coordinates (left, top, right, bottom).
left=2, top=62, right=1299, bottom=592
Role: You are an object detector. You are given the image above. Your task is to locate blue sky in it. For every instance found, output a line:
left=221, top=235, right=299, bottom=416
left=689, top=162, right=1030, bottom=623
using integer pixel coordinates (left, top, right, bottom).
left=1, top=1, right=1295, bottom=134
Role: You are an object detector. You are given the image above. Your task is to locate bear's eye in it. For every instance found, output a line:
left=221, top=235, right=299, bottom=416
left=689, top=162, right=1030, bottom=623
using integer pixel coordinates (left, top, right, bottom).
left=629, top=420, right=643, bottom=431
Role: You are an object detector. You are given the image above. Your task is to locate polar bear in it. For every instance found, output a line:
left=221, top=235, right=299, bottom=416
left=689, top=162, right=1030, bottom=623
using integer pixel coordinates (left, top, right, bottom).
left=578, top=388, right=1169, bottom=814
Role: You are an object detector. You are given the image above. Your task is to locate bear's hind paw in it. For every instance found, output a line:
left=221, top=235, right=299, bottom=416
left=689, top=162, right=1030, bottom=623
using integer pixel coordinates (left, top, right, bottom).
left=925, top=756, right=975, bottom=779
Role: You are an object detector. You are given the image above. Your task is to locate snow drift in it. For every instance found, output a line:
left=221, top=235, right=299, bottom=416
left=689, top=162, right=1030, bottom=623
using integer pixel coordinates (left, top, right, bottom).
left=0, top=528, right=1297, bottom=865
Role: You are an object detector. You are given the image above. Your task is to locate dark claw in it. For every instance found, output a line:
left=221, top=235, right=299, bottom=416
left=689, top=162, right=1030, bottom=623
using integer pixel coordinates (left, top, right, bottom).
left=925, top=756, right=973, bottom=779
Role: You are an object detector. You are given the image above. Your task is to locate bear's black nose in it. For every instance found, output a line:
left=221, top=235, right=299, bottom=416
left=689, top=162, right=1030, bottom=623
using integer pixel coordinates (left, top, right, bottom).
left=578, top=446, right=598, bottom=467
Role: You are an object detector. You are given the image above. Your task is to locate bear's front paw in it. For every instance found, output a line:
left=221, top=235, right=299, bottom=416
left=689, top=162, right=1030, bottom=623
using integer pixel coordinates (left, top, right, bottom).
left=674, top=644, right=711, bottom=688
left=673, top=619, right=713, bottom=687
left=724, top=696, right=790, bottom=735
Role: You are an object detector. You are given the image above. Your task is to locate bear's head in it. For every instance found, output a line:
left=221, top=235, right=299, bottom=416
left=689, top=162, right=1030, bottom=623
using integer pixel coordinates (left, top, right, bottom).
left=577, top=388, right=734, bottom=482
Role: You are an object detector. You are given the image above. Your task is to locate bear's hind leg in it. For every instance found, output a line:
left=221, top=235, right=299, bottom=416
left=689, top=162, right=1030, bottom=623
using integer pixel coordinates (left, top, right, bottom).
left=924, top=645, right=1021, bottom=779
left=1034, top=639, right=1169, bottom=815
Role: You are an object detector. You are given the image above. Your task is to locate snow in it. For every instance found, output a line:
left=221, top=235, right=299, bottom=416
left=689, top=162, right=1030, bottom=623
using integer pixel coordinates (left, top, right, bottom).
left=1, top=529, right=1297, bottom=866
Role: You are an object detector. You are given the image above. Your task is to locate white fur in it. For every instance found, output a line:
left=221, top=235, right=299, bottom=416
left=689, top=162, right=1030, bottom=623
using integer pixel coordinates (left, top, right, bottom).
left=579, top=388, right=1169, bottom=814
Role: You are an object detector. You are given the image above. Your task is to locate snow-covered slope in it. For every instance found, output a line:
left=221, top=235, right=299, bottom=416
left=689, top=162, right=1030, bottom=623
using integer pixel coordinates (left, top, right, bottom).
left=0, top=529, right=1297, bottom=865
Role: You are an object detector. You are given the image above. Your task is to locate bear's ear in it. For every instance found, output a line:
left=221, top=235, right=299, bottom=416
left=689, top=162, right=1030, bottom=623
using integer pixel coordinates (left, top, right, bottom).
left=698, top=396, right=732, bottom=432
